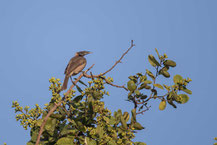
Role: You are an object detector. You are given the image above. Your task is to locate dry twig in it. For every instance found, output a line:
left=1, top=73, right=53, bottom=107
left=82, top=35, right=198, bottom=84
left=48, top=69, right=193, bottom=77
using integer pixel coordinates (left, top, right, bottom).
left=83, top=40, right=135, bottom=90
left=84, top=40, right=135, bottom=78
left=104, top=79, right=128, bottom=91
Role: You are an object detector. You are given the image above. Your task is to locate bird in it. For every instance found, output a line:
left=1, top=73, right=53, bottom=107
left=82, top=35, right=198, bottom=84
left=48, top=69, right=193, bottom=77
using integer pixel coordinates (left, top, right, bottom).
left=61, top=51, right=92, bottom=91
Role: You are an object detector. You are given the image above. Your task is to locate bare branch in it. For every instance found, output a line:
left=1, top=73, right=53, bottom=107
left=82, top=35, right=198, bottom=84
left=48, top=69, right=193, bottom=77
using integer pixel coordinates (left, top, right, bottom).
left=104, top=79, right=128, bottom=91
left=83, top=40, right=135, bottom=78
left=100, top=40, right=135, bottom=76
left=35, top=101, right=61, bottom=145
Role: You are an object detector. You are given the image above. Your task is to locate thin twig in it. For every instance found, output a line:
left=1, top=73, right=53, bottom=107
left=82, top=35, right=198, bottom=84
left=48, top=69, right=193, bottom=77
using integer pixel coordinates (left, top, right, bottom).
left=83, top=40, right=135, bottom=90
left=100, top=40, right=135, bottom=76
left=90, top=72, right=94, bottom=81
left=83, top=40, right=135, bottom=78
left=136, top=105, right=151, bottom=115
left=104, top=79, right=128, bottom=91
left=35, top=64, right=94, bottom=145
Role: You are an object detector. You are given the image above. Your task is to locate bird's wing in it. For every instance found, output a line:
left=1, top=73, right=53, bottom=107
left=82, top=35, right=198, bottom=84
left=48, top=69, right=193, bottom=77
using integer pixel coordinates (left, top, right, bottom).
left=64, top=56, right=86, bottom=76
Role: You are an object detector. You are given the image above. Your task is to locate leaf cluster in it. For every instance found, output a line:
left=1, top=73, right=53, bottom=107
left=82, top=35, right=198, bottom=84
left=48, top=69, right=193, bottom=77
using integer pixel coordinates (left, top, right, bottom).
left=126, top=48, right=192, bottom=112
left=13, top=77, right=147, bottom=145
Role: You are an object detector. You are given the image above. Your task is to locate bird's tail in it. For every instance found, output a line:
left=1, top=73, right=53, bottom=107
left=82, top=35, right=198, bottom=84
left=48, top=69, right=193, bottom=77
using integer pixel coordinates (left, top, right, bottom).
left=61, top=76, right=69, bottom=91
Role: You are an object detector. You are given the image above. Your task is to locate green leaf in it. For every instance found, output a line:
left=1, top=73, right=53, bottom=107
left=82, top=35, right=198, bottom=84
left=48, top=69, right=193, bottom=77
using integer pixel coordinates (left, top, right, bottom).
left=144, top=84, right=151, bottom=90
left=128, top=76, right=138, bottom=82
left=39, top=141, right=49, bottom=145
left=173, top=75, right=183, bottom=84
left=154, top=84, right=164, bottom=89
left=93, top=91, right=102, bottom=99
left=160, top=70, right=170, bottom=78
left=72, top=95, right=83, bottom=103
left=167, top=99, right=177, bottom=108
left=55, top=137, right=74, bottom=145
left=134, top=142, right=147, bottom=145
left=78, top=79, right=88, bottom=87
left=120, top=116, right=127, bottom=130
left=127, top=80, right=137, bottom=91
left=148, top=55, right=160, bottom=67
left=133, top=122, right=144, bottom=130
left=108, top=140, right=116, bottom=145
left=96, top=125, right=104, bottom=138
left=162, top=66, right=169, bottom=71
left=143, top=80, right=152, bottom=84
left=135, top=90, right=140, bottom=95
left=75, top=85, right=83, bottom=93
left=182, top=88, right=192, bottom=95
left=164, top=60, right=176, bottom=67
left=27, top=141, right=35, bottom=145
left=179, top=94, right=189, bottom=104
left=60, top=125, right=77, bottom=136
left=123, top=112, right=130, bottom=122
left=36, top=119, right=43, bottom=127
left=117, top=109, right=122, bottom=116
left=174, top=95, right=182, bottom=103
left=30, top=128, right=39, bottom=142
left=140, top=95, right=148, bottom=99
left=103, top=116, right=110, bottom=123
left=45, top=117, right=57, bottom=136
left=159, top=100, right=166, bottom=110
left=155, top=48, right=160, bottom=59
left=115, top=110, right=121, bottom=122
left=137, top=72, right=143, bottom=76
left=131, top=108, right=137, bottom=122
left=50, top=113, right=65, bottom=120
left=86, top=137, right=97, bottom=145
left=163, top=84, right=170, bottom=91
left=146, top=69, right=155, bottom=80
left=76, top=121, right=86, bottom=132
left=140, top=75, right=147, bottom=82
left=109, top=116, right=116, bottom=125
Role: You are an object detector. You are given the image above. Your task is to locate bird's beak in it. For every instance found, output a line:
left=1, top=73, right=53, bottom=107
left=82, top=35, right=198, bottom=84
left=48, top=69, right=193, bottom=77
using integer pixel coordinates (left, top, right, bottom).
left=86, top=51, right=92, bottom=55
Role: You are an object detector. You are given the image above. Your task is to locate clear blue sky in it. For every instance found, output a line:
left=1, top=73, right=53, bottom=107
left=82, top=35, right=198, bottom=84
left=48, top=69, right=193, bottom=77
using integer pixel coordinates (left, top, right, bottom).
left=0, top=0, right=216, bottom=145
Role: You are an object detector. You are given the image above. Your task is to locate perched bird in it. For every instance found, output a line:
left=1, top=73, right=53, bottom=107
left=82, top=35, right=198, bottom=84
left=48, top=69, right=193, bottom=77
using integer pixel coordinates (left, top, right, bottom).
left=61, top=51, right=92, bottom=91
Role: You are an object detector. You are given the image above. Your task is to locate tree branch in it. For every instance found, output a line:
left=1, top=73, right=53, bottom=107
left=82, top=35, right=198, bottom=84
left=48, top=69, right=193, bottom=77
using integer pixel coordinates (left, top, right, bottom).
left=136, top=105, right=151, bottom=115
left=83, top=40, right=135, bottom=90
left=104, top=79, right=128, bottom=91
left=83, top=40, right=135, bottom=78
left=35, top=64, right=94, bottom=145
left=100, top=40, right=135, bottom=76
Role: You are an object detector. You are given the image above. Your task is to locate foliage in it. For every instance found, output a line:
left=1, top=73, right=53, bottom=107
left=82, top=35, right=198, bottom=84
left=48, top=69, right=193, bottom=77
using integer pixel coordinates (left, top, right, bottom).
left=12, top=48, right=192, bottom=145
left=214, top=137, right=217, bottom=145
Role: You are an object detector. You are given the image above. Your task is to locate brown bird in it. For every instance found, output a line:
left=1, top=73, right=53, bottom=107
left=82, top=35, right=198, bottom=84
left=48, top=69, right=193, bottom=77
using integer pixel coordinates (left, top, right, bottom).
left=61, top=51, right=92, bottom=91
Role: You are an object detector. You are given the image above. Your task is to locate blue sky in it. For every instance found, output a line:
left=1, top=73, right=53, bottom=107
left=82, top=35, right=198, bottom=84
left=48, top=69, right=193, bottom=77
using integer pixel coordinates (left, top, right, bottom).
left=0, top=0, right=217, bottom=145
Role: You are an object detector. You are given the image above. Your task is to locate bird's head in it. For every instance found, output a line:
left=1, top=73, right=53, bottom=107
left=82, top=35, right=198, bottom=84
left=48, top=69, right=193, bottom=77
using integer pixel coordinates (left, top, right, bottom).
left=76, top=51, right=92, bottom=56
